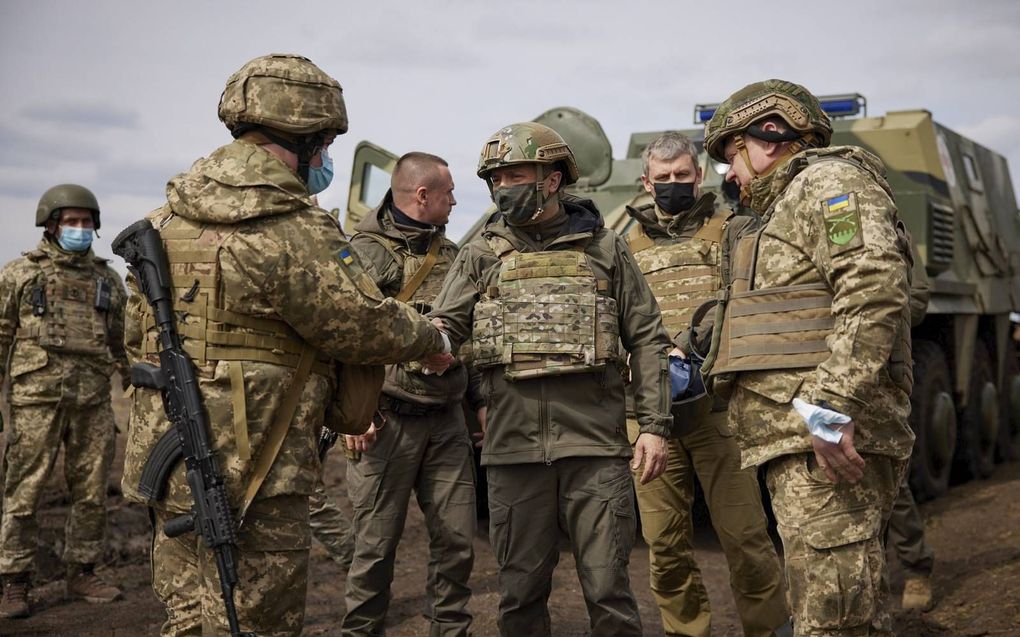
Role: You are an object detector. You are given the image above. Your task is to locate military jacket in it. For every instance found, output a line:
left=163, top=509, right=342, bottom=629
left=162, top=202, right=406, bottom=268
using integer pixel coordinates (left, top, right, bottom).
left=123, top=139, right=445, bottom=512
left=0, top=238, right=128, bottom=407
left=722, top=146, right=915, bottom=467
left=352, top=194, right=473, bottom=406
left=430, top=197, right=673, bottom=466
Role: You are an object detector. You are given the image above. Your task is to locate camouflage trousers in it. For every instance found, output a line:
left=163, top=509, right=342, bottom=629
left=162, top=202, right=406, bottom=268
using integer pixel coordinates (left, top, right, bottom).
left=887, top=476, right=934, bottom=577
left=487, top=457, right=641, bottom=637
left=309, top=472, right=354, bottom=571
left=0, top=401, right=116, bottom=574
left=343, top=403, right=476, bottom=637
left=151, top=494, right=310, bottom=637
left=627, top=412, right=788, bottom=637
left=766, top=453, right=908, bottom=637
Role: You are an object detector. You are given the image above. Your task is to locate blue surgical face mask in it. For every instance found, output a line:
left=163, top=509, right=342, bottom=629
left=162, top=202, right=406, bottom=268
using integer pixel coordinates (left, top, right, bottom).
left=307, top=148, right=334, bottom=195
left=58, top=226, right=93, bottom=252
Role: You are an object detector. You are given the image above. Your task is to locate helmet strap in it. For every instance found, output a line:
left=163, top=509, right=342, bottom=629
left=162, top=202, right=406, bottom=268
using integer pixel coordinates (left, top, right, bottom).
left=257, top=128, right=325, bottom=184
left=532, top=164, right=547, bottom=222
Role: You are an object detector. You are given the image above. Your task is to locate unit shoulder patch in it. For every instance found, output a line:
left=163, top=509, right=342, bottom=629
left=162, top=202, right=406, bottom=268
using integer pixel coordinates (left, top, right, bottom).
left=336, top=246, right=384, bottom=302
left=821, top=192, right=863, bottom=255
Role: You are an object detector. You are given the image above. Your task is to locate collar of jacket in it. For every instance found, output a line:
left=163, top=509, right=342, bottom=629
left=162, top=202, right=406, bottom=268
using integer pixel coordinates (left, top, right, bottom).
left=355, top=189, right=444, bottom=254
left=485, top=195, right=604, bottom=253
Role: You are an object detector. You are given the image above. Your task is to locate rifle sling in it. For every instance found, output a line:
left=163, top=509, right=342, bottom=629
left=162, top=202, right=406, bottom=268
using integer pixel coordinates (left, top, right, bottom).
left=395, top=234, right=441, bottom=303
left=237, top=341, right=316, bottom=524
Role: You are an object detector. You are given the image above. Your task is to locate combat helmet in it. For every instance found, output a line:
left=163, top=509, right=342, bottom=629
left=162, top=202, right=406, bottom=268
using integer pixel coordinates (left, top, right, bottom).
left=477, top=122, right=579, bottom=185
left=35, top=184, right=101, bottom=229
left=218, top=53, right=348, bottom=181
left=703, top=79, right=832, bottom=163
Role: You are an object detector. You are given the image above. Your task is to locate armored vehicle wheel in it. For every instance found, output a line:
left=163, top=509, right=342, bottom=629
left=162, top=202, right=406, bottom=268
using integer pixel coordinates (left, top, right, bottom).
left=997, top=348, right=1020, bottom=461
left=909, top=340, right=957, bottom=501
left=954, top=344, right=999, bottom=480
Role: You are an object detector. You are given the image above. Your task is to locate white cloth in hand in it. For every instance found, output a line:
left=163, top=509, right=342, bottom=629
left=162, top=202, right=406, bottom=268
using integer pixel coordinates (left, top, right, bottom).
left=792, top=397, right=851, bottom=444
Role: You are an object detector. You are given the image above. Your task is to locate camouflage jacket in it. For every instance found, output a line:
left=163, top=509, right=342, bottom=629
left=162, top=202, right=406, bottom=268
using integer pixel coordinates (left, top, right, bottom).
left=123, top=138, right=445, bottom=512
left=0, top=238, right=128, bottom=407
left=430, top=196, right=673, bottom=466
left=352, top=194, right=483, bottom=408
left=729, top=146, right=915, bottom=467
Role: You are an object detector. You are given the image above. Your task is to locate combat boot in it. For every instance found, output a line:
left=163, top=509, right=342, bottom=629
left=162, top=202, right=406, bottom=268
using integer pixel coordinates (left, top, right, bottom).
left=0, top=572, right=31, bottom=618
left=66, top=563, right=123, bottom=604
left=901, top=575, right=934, bottom=612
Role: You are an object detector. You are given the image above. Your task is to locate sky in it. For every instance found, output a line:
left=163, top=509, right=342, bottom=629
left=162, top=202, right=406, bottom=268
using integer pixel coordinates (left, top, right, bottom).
left=2, top=0, right=1019, bottom=274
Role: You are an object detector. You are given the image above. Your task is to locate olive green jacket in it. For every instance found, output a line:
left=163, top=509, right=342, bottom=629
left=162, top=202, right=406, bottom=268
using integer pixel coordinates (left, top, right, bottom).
left=431, top=197, right=673, bottom=466
left=352, top=195, right=482, bottom=408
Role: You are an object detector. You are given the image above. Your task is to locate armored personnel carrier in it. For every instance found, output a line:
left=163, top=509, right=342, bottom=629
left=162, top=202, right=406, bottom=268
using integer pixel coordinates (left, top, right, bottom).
left=344, top=95, right=1020, bottom=501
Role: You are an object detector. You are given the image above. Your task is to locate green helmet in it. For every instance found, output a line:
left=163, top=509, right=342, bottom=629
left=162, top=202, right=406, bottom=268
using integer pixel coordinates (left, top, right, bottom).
left=703, top=79, right=832, bottom=163
left=477, top=122, right=579, bottom=185
left=218, top=53, right=349, bottom=136
left=35, top=184, right=100, bottom=228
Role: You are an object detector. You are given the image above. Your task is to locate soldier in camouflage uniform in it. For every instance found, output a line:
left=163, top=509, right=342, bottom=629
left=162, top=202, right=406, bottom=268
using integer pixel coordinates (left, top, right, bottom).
left=624, top=132, right=790, bottom=637
left=0, top=184, right=128, bottom=619
left=340, top=152, right=483, bottom=637
left=429, top=122, right=673, bottom=637
left=704, top=80, right=915, bottom=636
left=122, top=54, right=451, bottom=637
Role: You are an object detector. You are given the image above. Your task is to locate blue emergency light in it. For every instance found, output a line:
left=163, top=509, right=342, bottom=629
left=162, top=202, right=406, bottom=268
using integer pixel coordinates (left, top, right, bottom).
left=693, top=93, right=867, bottom=125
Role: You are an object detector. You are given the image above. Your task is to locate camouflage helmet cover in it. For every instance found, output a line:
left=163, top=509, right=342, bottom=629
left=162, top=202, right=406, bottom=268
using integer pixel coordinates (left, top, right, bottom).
left=218, top=53, right=349, bottom=136
left=703, top=79, right=832, bottom=162
left=35, top=183, right=101, bottom=228
left=477, top=122, right=579, bottom=185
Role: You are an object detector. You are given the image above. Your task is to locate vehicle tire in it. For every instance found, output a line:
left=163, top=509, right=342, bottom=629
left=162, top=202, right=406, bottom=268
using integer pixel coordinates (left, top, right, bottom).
left=954, top=343, right=999, bottom=480
left=997, top=344, right=1020, bottom=461
left=908, top=340, right=957, bottom=501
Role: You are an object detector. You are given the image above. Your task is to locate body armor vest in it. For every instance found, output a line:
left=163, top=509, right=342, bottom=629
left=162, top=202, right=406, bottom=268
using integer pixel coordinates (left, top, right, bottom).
left=359, top=232, right=451, bottom=311
left=139, top=214, right=329, bottom=377
left=471, top=236, right=623, bottom=380
left=710, top=152, right=910, bottom=377
left=16, top=251, right=112, bottom=355
left=628, top=209, right=733, bottom=337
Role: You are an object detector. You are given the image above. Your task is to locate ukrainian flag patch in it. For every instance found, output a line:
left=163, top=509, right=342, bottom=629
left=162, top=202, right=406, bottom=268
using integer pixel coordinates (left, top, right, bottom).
left=826, top=194, right=851, bottom=212
left=821, top=192, right=863, bottom=254
left=338, top=248, right=355, bottom=265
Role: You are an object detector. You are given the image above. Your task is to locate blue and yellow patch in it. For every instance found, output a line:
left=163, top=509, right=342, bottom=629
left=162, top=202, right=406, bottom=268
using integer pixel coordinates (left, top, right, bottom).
left=821, top=192, right=863, bottom=254
left=338, top=248, right=355, bottom=265
left=825, top=194, right=851, bottom=212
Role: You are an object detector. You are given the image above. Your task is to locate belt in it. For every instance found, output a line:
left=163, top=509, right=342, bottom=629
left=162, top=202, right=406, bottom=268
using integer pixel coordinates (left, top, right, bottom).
left=379, top=394, right=448, bottom=417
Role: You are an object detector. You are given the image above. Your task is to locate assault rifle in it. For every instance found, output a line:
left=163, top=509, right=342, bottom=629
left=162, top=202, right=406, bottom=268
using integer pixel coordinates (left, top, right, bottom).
left=112, top=219, right=254, bottom=637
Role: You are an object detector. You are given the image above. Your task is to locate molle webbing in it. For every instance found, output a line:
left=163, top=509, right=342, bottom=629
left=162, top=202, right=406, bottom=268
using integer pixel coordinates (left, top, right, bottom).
left=16, top=255, right=109, bottom=355
left=139, top=215, right=329, bottom=376
left=629, top=210, right=732, bottom=336
left=359, top=231, right=451, bottom=306
left=711, top=230, right=835, bottom=374
left=471, top=248, right=622, bottom=380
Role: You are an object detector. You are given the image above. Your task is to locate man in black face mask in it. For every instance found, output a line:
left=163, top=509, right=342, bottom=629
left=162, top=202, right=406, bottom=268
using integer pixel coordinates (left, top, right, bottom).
left=624, top=132, right=790, bottom=637
left=428, top=122, right=673, bottom=637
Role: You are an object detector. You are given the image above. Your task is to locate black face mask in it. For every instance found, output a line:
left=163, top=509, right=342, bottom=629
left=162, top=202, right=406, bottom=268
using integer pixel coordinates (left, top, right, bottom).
left=652, top=182, right=697, bottom=215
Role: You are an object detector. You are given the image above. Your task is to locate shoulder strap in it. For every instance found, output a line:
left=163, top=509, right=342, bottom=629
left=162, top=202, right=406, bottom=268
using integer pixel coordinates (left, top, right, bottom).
left=626, top=224, right=654, bottom=253
left=237, top=341, right=316, bottom=523
left=692, top=208, right=735, bottom=244
left=395, top=234, right=442, bottom=302
left=356, top=231, right=403, bottom=265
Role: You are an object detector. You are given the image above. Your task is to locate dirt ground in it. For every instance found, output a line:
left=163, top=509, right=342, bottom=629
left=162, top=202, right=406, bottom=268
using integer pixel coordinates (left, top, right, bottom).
left=1, top=388, right=1019, bottom=637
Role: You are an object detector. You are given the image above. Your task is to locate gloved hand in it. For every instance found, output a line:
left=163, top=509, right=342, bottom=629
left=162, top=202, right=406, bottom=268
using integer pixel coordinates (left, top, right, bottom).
left=792, top=397, right=850, bottom=443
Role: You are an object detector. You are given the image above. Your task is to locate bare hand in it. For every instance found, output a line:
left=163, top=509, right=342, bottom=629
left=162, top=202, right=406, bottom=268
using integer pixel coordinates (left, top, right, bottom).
left=430, top=316, right=446, bottom=332
left=632, top=433, right=669, bottom=485
left=812, top=421, right=865, bottom=483
left=345, top=423, right=378, bottom=453
left=668, top=347, right=686, bottom=359
left=472, top=406, right=488, bottom=449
